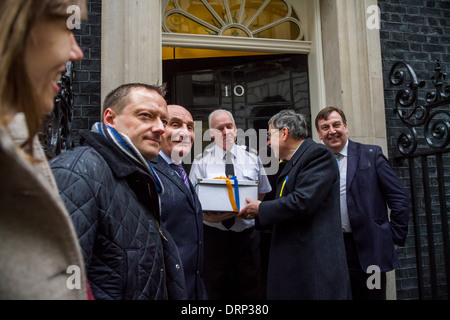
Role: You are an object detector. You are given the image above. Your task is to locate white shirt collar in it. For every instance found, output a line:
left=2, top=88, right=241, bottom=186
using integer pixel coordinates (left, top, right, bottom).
left=213, top=143, right=237, bottom=159
left=159, top=150, right=176, bottom=165
left=288, top=140, right=304, bottom=160
left=338, top=140, right=349, bottom=157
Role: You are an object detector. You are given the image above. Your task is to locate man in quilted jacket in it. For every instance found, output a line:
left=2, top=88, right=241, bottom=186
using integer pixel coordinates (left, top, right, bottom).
left=50, top=83, right=187, bottom=300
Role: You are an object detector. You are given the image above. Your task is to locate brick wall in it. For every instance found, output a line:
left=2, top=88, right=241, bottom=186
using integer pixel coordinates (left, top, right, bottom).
left=379, top=0, right=450, bottom=300
left=72, top=0, right=102, bottom=144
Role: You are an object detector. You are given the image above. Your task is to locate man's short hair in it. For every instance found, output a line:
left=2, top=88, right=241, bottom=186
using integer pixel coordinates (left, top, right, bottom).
left=315, top=106, right=347, bottom=131
left=103, top=83, right=167, bottom=114
left=208, top=109, right=235, bottom=129
left=268, top=110, right=309, bottom=140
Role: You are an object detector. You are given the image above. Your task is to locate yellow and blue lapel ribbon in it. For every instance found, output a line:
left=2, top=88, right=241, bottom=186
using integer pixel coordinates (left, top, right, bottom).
left=280, top=176, right=288, bottom=197
left=278, top=160, right=288, bottom=197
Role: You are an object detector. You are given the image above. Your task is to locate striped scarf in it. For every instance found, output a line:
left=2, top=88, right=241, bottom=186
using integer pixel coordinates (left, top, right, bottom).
left=92, top=122, right=163, bottom=193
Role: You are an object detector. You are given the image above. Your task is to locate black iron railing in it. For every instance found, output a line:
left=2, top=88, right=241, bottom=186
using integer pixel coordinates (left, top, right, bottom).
left=390, top=59, right=450, bottom=156
left=390, top=59, right=450, bottom=300
left=39, top=61, right=75, bottom=159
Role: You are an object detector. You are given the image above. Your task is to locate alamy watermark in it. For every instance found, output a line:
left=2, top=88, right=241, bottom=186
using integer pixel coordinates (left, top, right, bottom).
left=174, top=121, right=279, bottom=175
left=66, top=265, right=82, bottom=290
left=66, top=4, right=380, bottom=31
left=366, top=5, right=381, bottom=30
left=66, top=264, right=383, bottom=291
left=366, top=265, right=382, bottom=290
left=66, top=5, right=82, bottom=30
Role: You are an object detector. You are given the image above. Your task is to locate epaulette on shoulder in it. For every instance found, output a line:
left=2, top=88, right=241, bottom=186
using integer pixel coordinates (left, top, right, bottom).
left=238, top=144, right=258, bottom=156
left=194, top=152, right=204, bottom=161
left=194, top=144, right=214, bottom=161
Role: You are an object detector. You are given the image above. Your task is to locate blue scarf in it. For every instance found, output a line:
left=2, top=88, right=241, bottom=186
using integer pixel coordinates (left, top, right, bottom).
left=92, top=122, right=163, bottom=193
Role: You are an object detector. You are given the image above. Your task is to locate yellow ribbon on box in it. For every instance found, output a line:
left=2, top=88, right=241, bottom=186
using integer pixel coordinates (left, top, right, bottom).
left=214, top=176, right=239, bottom=213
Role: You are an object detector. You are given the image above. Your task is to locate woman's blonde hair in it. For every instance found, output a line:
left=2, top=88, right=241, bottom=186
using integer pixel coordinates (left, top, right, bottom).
left=0, top=0, right=86, bottom=153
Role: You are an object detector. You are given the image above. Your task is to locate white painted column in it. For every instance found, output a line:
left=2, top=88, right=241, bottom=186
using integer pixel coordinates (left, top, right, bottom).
left=320, top=0, right=388, bottom=154
left=320, top=0, right=396, bottom=300
left=302, top=0, right=327, bottom=142
left=101, top=0, right=162, bottom=107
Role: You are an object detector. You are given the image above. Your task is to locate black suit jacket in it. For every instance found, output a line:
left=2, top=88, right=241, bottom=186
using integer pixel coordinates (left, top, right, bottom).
left=151, top=155, right=207, bottom=300
left=258, top=138, right=351, bottom=300
left=346, top=140, right=409, bottom=272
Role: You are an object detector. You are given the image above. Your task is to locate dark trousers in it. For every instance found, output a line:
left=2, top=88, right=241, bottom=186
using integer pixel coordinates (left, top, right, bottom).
left=343, top=233, right=387, bottom=300
left=203, top=225, right=261, bottom=300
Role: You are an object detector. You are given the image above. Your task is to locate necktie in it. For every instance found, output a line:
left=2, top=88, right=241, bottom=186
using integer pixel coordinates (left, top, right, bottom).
left=223, top=151, right=236, bottom=229
left=225, top=151, right=235, bottom=178
left=335, top=153, right=342, bottom=167
left=170, top=163, right=192, bottom=193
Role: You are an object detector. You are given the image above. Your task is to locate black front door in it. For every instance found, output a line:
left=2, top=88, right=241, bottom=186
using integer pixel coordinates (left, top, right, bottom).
left=163, top=53, right=310, bottom=161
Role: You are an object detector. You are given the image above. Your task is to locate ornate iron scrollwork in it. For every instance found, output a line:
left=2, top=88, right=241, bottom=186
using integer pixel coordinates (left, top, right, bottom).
left=40, top=61, right=75, bottom=159
left=389, top=59, right=450, bottom=156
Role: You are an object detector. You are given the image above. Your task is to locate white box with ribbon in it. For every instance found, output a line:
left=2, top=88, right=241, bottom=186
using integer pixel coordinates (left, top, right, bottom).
left=195, top=178, right=259, bottom=212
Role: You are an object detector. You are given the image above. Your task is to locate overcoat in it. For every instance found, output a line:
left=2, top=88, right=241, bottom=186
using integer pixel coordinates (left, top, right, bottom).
left=51, top=131, right=186, bottom=300
left=258, top=138, right=351, bottom=300
left=0, top=124, right=88, bottom=300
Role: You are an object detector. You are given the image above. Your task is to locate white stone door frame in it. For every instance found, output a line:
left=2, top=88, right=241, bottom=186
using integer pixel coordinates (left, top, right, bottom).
left=101, top=0, right=326, bottom=142
left=101, top=0, right=394, bottom=299
left=160, top=0, right=326, bottom=141
left=101, top=0, right=387, bottom=146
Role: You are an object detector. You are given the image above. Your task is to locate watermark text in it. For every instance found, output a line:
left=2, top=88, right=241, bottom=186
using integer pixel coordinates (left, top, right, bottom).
left=66, top=265, right=81, bottom=290
left=66, top=5, right=82, bottom=30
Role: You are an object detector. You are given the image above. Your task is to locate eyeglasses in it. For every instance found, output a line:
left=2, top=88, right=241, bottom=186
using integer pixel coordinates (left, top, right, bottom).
left=267, top=128, right=281, bottom=141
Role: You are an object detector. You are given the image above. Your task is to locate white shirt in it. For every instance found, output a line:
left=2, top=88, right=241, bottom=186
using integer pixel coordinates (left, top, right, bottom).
left=337, top=140, right=352, bottom=233
left=189, top=143, right=272, bottom=232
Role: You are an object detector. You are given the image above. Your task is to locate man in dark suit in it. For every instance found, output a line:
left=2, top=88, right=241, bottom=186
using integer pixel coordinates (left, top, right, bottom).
left=239, top=110, right=351, bottom=300
left=315, top=106, right=410, bottom=300
left=150, top=104, right=207, bottom=300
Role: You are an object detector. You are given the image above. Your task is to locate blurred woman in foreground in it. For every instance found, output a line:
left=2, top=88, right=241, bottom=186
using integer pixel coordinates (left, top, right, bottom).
left=0, top=0, right=90, bottom=299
